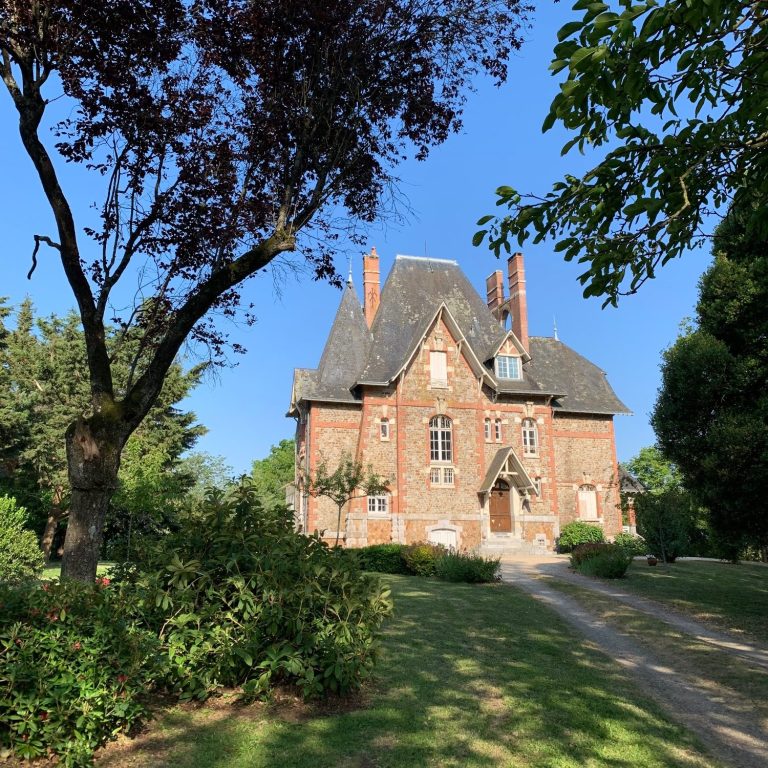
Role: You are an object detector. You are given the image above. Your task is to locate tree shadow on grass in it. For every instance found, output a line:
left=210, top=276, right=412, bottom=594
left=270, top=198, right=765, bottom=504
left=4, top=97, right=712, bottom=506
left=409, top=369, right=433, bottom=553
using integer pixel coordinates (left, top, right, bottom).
left=97, top=578, right=715, bottom=768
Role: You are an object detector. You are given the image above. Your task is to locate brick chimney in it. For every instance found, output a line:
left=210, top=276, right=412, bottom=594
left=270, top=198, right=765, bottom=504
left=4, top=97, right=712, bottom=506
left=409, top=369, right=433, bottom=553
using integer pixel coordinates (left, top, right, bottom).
left=363, top=247, right=380, bottom=327
left=507, top=252, right=529, bottom=351
left=485, top=270, right=505, bottom=321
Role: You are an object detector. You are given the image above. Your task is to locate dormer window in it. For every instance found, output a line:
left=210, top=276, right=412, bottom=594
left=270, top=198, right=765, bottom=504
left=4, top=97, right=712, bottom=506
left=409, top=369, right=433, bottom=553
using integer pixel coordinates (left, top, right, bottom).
left=495, top=355, right=521, bottom=380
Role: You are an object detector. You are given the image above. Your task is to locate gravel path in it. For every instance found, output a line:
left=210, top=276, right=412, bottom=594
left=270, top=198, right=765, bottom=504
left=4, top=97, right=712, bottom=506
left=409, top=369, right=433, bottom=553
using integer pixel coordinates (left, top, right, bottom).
left=501, top=561, right=768, bottom=768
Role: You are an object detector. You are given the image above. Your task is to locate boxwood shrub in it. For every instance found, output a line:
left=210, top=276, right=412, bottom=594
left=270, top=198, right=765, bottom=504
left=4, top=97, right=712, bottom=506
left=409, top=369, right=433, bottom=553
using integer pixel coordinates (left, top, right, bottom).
left=354, top=543, right=409, bottom=574
left=572, top=544, right=633, bottom=579
left=434, top=551, right=500, bottom=583
left=557, top=521, right=605, bottom=553
left=402, top=542, right=444, bottom=576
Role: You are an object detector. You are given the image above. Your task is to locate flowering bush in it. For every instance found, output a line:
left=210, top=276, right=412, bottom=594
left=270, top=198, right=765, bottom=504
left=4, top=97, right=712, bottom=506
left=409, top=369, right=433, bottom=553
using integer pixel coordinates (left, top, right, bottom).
left=0, top=580, right=162, bottom=767
left=0, top=481, right=393, bottom=766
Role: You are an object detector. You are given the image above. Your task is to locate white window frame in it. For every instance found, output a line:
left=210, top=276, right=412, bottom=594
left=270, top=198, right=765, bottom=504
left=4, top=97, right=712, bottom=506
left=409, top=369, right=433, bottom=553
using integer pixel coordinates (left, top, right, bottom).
left=522, top=418, right=538, bottom=456
left=494, top=418, right=502, bottom=443
left=430, top=350, right=448, bottom=387
left=495, top=355, right=521, bottom=380
left=430, top=466, right=455, bottom=487
left=484, top=418, right=491, bottom=442
left=367, top=494, right=390, bottom=517
left=380, top=418, right=390, bottom=441
left=429, top=415, right=453, bottom=463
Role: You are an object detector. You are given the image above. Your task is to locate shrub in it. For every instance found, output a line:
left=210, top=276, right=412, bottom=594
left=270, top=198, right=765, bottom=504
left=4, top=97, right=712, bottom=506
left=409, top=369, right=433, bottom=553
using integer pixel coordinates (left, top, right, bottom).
left=402, top=542, right=444, bottom=576
left=570, top=542, right=614, bottom=568
left=120, top=482, right=393, bottom=701
left=434, top=551, right=500, bottom=583
left=613, top=532, right=647, bottom=557
left=574, top=547, right=633, bottom=579
left=0, top=481, right=392, bottom=766
left=354, top=543, right=409, bottom=574
left=635, top=489, right=692, bottom=562
left=0, top=580, right=162, bottom=767
left=0, top=495, right=45, bottom=585
left=557, top=521, right=605, bottom=553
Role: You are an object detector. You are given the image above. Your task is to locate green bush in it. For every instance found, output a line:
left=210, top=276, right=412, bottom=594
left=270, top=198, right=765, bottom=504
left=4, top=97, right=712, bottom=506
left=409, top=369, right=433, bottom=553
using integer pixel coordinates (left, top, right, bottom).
left=434, top=551, right=500, bottom=583
left=120, top=483, right=392, bottom=701
left=613, top=532, right=647, bottom=557
left=0, top=481, right=392, bottom=766
left=402, top=542, right=444, bottom=576
left=0, top=580, right=162, bottom=767
left=0, top=495, right=45, bottom=585
left=557, top=521, right=605, bottom=553
left=574, top=546, right=633, bottom=579
left=570, top=542, right=614, bottom=568
left=354, top=543, right=409, bottom=574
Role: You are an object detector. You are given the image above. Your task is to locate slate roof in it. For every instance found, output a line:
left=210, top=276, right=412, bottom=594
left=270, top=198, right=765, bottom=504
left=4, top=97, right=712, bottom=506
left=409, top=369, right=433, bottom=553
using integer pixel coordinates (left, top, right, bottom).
left=618, top=467, right=646, bottom=494
left=289, top=255, right=629, bottom=416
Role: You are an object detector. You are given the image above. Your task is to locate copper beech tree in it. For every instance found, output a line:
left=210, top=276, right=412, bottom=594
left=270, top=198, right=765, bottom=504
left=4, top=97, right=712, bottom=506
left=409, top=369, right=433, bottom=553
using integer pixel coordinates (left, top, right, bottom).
left=0, top=0, right=530, bottom=581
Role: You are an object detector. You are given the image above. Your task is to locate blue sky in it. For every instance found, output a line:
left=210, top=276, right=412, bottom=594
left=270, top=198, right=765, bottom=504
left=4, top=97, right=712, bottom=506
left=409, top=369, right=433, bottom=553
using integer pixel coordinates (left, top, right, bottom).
left=0, top=4, right=710, bottom=473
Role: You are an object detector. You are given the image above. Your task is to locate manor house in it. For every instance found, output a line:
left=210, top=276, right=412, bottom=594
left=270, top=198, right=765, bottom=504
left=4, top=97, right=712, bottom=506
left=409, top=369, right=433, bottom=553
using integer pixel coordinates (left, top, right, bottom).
left=288, top=250, right=629, bottom=554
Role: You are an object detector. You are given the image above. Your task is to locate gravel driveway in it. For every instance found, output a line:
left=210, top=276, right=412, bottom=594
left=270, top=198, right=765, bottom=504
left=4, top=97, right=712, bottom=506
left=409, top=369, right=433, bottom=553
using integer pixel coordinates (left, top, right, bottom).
left=501, top=557, right=768, bottom=768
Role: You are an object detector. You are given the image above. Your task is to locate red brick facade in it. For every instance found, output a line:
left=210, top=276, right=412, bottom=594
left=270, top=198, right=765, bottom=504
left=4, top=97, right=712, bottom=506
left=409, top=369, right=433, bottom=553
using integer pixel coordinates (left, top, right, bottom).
left=291, top=254, right=626, bottom=553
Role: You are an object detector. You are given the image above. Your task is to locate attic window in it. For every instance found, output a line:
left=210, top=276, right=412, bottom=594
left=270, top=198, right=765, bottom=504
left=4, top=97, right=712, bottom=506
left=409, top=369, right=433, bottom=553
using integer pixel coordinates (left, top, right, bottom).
left=430, top=351, right=448, bottom=387
left=496, top=355, right=521, bottom=380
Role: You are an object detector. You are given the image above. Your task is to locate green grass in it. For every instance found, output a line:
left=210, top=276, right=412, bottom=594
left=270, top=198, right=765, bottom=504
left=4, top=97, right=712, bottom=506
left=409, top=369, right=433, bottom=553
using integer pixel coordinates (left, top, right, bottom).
left=42, top=561, right=114, bottom=580
left=96, top=576, right=718, bottom=768
left=617, top=560, right=768, bottom=642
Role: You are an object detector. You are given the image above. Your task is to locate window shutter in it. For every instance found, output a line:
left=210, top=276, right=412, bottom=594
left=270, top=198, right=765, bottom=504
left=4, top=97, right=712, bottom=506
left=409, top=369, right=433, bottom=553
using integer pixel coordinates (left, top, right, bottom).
left=430, top=351, right=447, bottom=385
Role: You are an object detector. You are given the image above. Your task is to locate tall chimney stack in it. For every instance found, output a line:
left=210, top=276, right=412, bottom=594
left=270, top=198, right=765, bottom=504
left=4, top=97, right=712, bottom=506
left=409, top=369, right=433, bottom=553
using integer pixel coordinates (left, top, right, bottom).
left=363, top=247, right=380, bottom=327
left=485, top=270, right=505, bottom=321
left=507, top=252, right=529, bottom=351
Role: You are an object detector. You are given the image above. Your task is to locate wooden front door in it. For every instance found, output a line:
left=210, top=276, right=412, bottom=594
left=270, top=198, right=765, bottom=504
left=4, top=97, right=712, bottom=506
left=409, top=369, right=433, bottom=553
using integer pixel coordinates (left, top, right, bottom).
left=489, top=480, right=512, bottom=533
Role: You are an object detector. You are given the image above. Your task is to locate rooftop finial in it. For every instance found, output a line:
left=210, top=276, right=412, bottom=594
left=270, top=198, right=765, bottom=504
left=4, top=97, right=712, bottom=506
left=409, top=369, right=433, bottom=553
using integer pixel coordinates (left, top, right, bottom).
left=553, top=315, right=559, bottom=341
left=347, top=255, right=353, bottom=285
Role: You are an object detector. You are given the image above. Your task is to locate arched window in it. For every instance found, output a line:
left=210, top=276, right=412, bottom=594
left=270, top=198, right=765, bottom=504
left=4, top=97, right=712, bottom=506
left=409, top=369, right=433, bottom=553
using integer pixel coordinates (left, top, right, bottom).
left=522, top=418, right=538, bottom=456
left=494, top=418, right=502, bottom=442
left=380, top=417, right=390, bottom=440
left=578, top=484, right=598, bottom=520
left=429, top=415, right=453, bottom=463
left=484, top=417, right=491, bottom=442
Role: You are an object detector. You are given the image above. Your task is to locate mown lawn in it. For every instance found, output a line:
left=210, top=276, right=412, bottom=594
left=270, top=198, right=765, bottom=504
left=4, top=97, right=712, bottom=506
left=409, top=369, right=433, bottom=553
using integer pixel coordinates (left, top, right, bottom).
left=96, top=576, right=718, bottom=768
left=619, top=560, right=768, bottom=642
left=42, top=561, right=114, bottom=580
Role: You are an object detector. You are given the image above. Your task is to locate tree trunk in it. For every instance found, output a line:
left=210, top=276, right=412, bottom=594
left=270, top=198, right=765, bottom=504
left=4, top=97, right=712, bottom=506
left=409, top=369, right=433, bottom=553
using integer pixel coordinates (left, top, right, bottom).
left=40, top=485, right=65, bottom=562
left=61, top=416, right=125, bottom=582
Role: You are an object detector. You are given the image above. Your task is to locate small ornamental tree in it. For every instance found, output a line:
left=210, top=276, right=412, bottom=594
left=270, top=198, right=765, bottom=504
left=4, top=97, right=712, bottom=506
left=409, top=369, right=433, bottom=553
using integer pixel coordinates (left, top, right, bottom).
left=305, top=454, right=388, bottom=547
left=0, top=0, right=530, bottom=581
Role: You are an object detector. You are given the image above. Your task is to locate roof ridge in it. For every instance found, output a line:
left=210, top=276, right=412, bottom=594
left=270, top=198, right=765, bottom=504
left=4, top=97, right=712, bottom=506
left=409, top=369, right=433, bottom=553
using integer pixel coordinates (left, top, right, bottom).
left=395, top=254, right=458, bottom=265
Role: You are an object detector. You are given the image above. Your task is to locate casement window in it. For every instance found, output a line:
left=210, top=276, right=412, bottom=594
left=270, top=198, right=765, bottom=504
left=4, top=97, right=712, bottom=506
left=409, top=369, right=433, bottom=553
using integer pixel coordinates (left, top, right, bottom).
left=367, top=495, right=390, bottom=517
left=578, top=484, right=598, bottom=520
left=534, top=477, right=542, bottom=497
left=380, top=418, right=390, bottom=441
left=495, top=355, right=521, bottom=380
left=484, top=418, right=491, bottom=442
left=522, top=418, right=538, bottom=456
left=430, top=466, right=454, bottom=486
left=494, top=418, right=502, bottom=442
left=429, top=415, right=453, bottom=462
left=429, top=415, right=454, bottom=486
left=430, top=350, right=448, bottom=387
